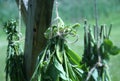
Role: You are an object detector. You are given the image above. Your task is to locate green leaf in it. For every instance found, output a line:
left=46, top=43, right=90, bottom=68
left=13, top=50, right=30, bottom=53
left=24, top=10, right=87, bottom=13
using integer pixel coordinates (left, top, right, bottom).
left=55, top=44, right=63, bottom=63
left=65, top=45, right=81, bottom=65
left=73, top=66, right=83, bottom=81
left=67, top=63, right=78, bottom=81
left=45, top=63, right=59, bottom=81
left=92, top=68, right=98, bottom=81
left=109, top=46, right=120, bottom=55
left=103, top=39, right=120, bottom=55
left=102, top=68, right=111, bottom=81
left=71, top=23, right=80, bottom=29
left=54, top=57, right=68, bottom=80
left=104, top=39, right=113, bottom=51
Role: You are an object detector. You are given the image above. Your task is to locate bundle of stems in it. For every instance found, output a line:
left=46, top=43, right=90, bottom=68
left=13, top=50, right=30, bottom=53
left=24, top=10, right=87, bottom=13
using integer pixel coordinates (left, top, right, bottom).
left=3, top=20, right=25, bottom=81
left=82, top=20, right=120, bottom=81
left=31, top=17, right=83, bottom=81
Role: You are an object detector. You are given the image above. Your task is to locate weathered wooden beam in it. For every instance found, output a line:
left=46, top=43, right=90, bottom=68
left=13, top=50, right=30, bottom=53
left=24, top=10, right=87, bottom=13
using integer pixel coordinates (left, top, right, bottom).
left=24, top=0, right=54, bottom=80
left=15, top=0, right=27, bottom=25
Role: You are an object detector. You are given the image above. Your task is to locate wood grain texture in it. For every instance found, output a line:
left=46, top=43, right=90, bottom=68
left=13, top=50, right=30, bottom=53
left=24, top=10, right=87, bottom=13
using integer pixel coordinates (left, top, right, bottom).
left=23, top=0, right=54, bottom=80
left=15, top=0, right=27, bottom=25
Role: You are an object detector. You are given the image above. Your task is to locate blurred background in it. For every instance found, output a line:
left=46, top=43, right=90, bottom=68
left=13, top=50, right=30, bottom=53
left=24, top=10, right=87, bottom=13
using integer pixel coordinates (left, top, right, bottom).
left=0, top=0, right=120, bottom=81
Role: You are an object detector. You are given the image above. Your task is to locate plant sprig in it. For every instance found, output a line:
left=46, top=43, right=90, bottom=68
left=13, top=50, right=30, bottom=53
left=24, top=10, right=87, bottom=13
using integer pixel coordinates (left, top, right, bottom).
left=3, top=20, right=25, bottom=81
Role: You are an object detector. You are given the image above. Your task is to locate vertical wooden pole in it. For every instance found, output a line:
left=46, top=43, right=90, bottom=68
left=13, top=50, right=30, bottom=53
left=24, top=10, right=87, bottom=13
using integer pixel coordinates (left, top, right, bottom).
left=15, top=0, right=27, bottom=25
left=24, top=0, right=54, bottom=80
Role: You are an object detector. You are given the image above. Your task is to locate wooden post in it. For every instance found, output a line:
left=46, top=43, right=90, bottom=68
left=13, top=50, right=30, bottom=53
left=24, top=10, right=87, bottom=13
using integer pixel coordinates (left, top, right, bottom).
left=23, top=0, right=54, bottom=80
left=15, top=0, right=27, bottom=25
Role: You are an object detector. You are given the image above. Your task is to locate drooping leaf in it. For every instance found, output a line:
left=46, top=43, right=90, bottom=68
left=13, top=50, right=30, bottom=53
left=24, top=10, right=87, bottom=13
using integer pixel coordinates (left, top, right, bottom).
left=92, top=68, right=99, bottom=81
left=73, top=66, right=83, bottom=80
left=67, top=62, right=78, bottom=81
left=54, top=57, right=68, bottom=80
left=45, top=62, right=59, bottom=81
left=55, top=43, right=63, bottom=63
left=65, top=45, right=81, bottom=65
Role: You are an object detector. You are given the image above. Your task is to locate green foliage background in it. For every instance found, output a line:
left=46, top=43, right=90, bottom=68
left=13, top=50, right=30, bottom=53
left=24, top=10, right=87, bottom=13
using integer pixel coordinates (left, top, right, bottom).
left=0, top=0, right=120, bottom=81
left=54, top=0, right=120, bottom=23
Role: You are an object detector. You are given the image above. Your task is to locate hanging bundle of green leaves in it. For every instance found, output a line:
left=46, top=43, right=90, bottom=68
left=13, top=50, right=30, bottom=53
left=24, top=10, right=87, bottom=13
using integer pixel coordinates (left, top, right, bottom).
left=3, top=20, right=25, bottom=81
left=30, top=17, right=83, bottom=81
left=81, top=20, right=120, bottom=81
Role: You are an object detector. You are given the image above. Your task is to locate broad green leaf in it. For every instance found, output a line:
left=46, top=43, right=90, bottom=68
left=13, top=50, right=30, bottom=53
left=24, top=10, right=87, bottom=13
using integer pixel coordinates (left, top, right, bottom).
left=104, top=39, right=113, bottom=51
left=109, top=46, right=120, bottom=55
left=103, top=39, right=120, bottom=55
left=55, top=44, right=63, bottom=63
left=54, top=57, right=68, bottom=80
left=65, top=45, right=81, bottom=65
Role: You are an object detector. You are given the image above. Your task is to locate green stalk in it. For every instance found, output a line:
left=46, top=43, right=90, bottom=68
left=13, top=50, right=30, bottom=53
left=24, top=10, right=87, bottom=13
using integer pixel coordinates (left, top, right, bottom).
left=64, top=51, right=69, bottom=81
left=107, top=24, right=112, bottom=39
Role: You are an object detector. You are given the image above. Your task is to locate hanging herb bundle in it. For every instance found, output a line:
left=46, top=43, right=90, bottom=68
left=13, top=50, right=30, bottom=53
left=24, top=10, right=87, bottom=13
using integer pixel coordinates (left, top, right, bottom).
left=81, top=20, right=120, bottom=81
left=3, top=20, right=25, bottom=81
left=30, top=17, right=83, bottom=81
